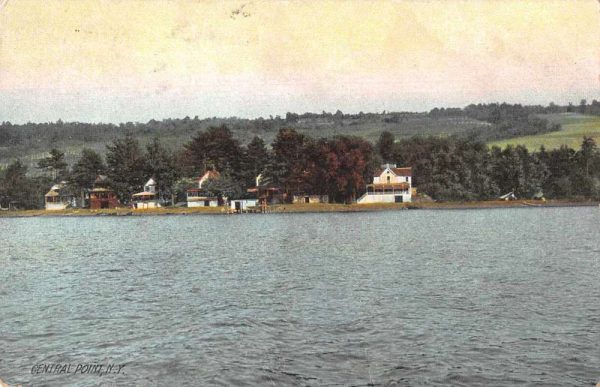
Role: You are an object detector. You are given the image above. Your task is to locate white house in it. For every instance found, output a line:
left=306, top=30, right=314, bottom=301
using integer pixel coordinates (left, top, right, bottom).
left=132, top=178, right=162, bottom=209
left=229, top=199, right=258, bottom=213
left=44, top=182, right=77, bottom=210
left=187, top=170, right=222, bottom=207
left=357, top=164, right=412, bottom=203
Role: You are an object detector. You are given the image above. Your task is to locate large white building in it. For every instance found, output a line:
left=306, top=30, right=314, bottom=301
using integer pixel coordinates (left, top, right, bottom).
left=357, top=164, right=412, bottom=203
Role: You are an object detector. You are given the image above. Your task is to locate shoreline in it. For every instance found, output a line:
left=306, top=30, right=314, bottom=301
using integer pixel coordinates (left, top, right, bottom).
left=0, top=200, right=597, bottom=218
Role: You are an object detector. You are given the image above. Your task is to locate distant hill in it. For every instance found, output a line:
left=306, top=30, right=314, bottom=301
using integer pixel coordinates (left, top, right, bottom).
left=0, top=112, right=491, bottom=170
left=3, top=101, right=594, bottom=170
left=488, top=114, right=600, bottom=151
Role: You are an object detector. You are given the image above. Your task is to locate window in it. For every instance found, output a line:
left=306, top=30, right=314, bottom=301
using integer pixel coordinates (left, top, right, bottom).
left=387, top=176, right=391, bottom=183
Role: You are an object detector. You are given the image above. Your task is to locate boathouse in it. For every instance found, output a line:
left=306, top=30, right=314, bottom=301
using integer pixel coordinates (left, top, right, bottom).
left=229, top=199, right=258, bottom=213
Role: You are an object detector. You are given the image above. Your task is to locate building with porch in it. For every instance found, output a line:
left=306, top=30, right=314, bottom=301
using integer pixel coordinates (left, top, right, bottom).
left=89, top=175, right=120, bottom=209
left=357, top=164, right=412, bottom=203
left=132, top=178, right=162, bottom=209
left=44, top=182, right=77, bottom=210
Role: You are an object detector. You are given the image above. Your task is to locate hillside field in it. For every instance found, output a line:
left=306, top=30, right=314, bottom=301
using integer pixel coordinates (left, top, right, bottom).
left=488, top=113, right=600, bottom=151
left=0, top=114, right=490, bottom=170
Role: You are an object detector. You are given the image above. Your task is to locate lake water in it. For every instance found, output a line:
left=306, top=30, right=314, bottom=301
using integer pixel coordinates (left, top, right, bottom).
left=1, top=208, right=599, bottom=386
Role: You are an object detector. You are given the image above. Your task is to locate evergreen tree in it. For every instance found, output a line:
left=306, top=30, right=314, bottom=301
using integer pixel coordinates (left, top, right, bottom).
left=72, top=149, right=106, bottom=189
left=145, top=137, right=180, bottom=204
left=242, top=136, right=270, bottom=186
left=105, top=134, right=146, bottom=202
left=183, top=125, right=242, bottom=176
left=37, top=148, right=68, bottom=180
left=376, top=131, right=395, bottom=162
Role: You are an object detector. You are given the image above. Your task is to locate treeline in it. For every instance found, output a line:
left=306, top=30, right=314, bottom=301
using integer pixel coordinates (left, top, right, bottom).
left=2, top=124, right=600, bottom=209
left=381, top=132, right=600, bottom=200
left=429, top=102, right=563, bottom=142
left=0, top=127, right=377, bottom=208
left=5, top=101, right=598, bottom=164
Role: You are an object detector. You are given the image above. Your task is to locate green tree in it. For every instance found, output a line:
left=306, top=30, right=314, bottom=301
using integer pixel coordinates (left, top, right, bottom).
left=202, top=170, right=245, bottom=199
left=145, top=137, right=180, bottom=204
left=37, top=148, right=68, bottom=180
left=0, top=160, right=44, bottom=209
left=242, top=136, right=270, bottom=187
left=376, top=131, right=395, bottom=162
left=72, top=149, right=105, bottom=189
left=183, top=125, right=242, bottom=176
left=71, top=148, right=106, bottom=206
left=106, top=134, right=146, bottom=202
left=579, top=99, right=587, bottom=114
left=579, top=136, right=596, bottom=177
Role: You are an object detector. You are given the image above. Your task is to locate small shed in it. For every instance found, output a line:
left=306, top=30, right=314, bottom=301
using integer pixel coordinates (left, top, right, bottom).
left=230, top=199, right=258, bottom=213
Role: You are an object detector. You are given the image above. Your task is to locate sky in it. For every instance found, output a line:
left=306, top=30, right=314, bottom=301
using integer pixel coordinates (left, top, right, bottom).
left=0, top=0, right=599, bottom=124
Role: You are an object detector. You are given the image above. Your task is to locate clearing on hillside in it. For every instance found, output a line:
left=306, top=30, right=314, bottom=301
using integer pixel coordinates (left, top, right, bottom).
left=488, top=113, right=600, bottom=151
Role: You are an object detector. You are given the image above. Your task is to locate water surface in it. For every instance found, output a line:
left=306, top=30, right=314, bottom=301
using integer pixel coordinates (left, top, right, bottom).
left=1, top=208, right=599, bottom=386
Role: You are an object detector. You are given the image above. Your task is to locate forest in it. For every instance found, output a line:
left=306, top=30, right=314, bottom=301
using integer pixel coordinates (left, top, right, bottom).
left=2, top=100, right=600, bottom=170
left=1, top=122, right=599, bottom=209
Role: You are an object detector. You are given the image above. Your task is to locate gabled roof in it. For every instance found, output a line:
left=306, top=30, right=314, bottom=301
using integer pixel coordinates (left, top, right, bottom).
left=144, top=178, right=156, bottom=186
left=374, top=166, right=412, bottom=177
left=95, top=175, right=108, bottom=184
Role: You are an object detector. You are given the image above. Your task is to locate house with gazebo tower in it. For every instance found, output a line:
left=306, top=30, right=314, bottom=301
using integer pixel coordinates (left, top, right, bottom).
left=132, top=177, right=161, bottom=209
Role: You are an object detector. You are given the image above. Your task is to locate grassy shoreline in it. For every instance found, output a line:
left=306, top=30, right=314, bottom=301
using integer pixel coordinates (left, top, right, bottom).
left=0, top=200, right=597, bottom=218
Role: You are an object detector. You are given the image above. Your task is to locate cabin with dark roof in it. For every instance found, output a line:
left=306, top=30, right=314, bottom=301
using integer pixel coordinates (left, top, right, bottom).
left=89, top=175, right=120, bottom=209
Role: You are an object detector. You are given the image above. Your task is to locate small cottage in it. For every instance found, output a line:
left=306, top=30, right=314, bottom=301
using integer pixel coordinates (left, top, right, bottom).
left=44, top=182, right=77, bottom=210
left=132, top=178, right=161, bottom=209
left=187, top=170, right=223, bottom=207
left=229, top=199, right=258, bottom=213
left=89, top=175, right=120, bottom=209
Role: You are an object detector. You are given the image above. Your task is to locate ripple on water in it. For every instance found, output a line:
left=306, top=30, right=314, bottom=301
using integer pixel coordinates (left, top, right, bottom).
left=1, top=208, right=599, bottom=386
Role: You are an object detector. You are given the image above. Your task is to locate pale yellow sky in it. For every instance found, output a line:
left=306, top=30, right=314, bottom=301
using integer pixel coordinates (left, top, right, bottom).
left=0, top=0, right=598, bottom=123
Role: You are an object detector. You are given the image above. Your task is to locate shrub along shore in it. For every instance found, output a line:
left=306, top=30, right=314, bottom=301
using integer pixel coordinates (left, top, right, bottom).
left=0, top=200, right=597, bottom=218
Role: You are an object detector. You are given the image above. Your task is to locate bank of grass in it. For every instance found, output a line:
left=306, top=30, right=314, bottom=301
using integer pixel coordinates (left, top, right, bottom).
left=1, top=199, right=597, bottom=218
left=488, top=113, right=600, bottom=151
